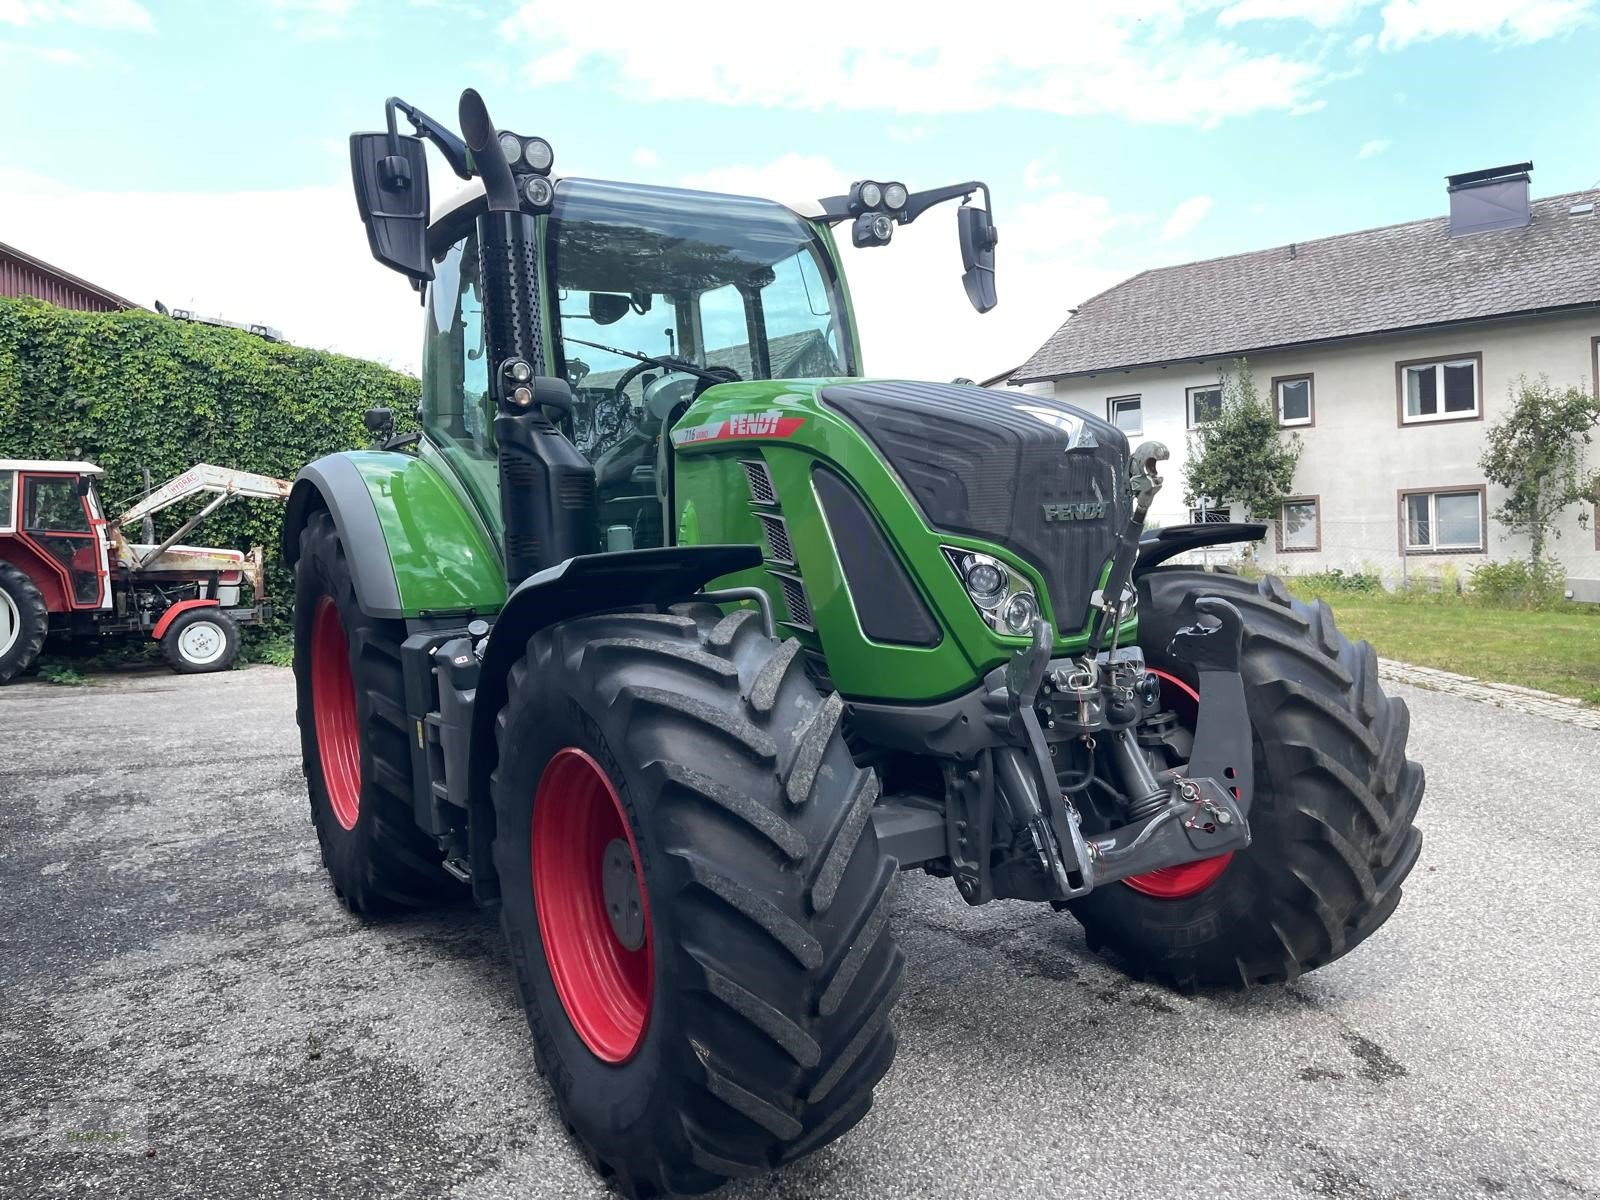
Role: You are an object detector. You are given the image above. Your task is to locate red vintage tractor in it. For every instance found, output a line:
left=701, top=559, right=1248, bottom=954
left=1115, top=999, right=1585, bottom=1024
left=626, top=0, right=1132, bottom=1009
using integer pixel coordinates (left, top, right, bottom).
left=0, top=459, right=290, bottom=682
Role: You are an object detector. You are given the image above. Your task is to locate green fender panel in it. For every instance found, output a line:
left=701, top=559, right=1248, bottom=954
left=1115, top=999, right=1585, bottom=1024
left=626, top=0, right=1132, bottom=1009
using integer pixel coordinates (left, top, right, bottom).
left=288, top=450, right=506, bottom=619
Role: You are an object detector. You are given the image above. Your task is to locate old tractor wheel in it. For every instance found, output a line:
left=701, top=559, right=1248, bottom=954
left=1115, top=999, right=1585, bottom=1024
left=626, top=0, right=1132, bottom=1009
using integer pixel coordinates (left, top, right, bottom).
left=292, top=510, right=461, bottom=913
left=161, top=607, right=241, bottom=674
left=491, top=606, right=903, bottom=1197
left=1070, top=569, right=1425, bottom=990
left=0, top=563, right=48, bottom=684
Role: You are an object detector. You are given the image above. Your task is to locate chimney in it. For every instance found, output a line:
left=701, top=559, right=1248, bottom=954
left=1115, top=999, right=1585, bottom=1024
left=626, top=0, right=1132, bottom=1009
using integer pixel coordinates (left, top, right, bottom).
left=1446, top=162, right=1532, bottom=236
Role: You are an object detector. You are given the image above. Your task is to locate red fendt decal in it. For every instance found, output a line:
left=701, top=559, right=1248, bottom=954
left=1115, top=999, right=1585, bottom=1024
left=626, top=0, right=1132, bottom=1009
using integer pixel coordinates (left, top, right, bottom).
left=670, top=411, right=806, bottom=446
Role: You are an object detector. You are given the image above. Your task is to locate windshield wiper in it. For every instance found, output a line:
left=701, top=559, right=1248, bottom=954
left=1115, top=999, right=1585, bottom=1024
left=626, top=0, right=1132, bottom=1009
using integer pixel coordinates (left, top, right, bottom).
left=563, top=335, right=725, bottom=385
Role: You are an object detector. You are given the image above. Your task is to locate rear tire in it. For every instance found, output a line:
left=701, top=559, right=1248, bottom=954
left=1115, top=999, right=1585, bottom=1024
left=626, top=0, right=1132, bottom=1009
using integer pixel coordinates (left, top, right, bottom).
left=1070, top=570, right=1425, bottom=989
left=491, top=606, right=903, bottom=1197
left=161, top=607, right=240, bottom=674
left=0, top=563, right=48, bottom=684
left=292, top=510, right=459, bottom=913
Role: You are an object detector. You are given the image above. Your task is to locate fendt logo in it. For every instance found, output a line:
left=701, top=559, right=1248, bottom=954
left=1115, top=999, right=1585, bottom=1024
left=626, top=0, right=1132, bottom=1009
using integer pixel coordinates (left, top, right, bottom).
left=1042, top=501, right=1107, bottom=522
left=670, top=410, right=806, bottom=447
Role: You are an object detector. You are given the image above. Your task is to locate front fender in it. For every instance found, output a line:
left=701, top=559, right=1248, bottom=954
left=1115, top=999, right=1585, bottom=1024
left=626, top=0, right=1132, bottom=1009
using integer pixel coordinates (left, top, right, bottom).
left=1134, top=522, right=1266, bottom=575
left=465, top=544, right=762, bottom=875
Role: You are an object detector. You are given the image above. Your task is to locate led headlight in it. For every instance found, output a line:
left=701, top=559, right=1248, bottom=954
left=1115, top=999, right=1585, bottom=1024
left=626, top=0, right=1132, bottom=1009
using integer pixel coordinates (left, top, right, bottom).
left=944, top=547, right=1043, bottom=637
left=1003, top=592, right=1038, bottom=634
left=498, top=131, right=522, bottom=164
left=523, top=175, right=554, bottom=209
left=858, top=180, right=883, bottom=209
left=883, top=181, right=908, bottom=210
left=522, top=136, right=553, bottom=173
left=962, top=557, right=1006, bottom=606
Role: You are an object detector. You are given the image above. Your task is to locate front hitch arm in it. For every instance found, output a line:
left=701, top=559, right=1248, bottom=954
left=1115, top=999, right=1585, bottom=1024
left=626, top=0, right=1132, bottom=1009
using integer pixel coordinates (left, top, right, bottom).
left=1082, top=597, right=1255, bottom=885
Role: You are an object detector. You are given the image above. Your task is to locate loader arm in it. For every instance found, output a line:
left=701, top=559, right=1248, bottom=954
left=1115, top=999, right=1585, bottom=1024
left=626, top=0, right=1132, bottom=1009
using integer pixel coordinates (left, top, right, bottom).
left=112, top=465, right=293, bottom=572
left=113, top=464, right=294, bottom=530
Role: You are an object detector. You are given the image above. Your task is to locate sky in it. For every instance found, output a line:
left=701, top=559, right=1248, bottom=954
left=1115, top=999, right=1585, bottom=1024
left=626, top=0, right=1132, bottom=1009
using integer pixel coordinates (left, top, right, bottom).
left=1, top=0, right=1597, bottom=383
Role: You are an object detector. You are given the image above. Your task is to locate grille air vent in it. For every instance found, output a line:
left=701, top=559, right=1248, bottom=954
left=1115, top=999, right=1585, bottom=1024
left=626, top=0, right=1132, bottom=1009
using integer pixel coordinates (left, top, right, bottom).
left=741, top=459, right=778, bottom=506
left=773, top=573, right=813, bottom=629
left=756, top=514, right=795, bottom=565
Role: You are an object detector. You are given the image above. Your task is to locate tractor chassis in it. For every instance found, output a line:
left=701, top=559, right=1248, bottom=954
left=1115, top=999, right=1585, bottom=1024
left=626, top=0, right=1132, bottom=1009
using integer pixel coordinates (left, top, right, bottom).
left=385, top=568, right=1254, bottom=911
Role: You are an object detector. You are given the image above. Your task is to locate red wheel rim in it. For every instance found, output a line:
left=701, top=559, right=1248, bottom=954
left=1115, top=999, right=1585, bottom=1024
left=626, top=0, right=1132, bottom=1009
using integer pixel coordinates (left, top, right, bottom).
left=1121, top=668, right=1234, bottom=899
left=532, top=747, right=653, bottom=1064
left=311, top=596, right=361, bottom=832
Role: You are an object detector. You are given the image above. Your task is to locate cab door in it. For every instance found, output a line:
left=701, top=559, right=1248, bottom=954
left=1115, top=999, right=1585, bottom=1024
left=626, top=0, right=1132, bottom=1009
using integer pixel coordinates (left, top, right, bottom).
left=19, top=473, right=109, bottom=610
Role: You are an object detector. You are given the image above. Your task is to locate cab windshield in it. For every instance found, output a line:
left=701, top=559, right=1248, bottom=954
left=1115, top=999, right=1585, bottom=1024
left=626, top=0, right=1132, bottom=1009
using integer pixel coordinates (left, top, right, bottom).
left=547, top=179, right=853, bottom=460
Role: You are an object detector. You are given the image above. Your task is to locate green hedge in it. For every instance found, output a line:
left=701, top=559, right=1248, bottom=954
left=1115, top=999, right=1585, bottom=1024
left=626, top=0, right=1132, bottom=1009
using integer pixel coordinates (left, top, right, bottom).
left=0, top=297, right=418, bottom=616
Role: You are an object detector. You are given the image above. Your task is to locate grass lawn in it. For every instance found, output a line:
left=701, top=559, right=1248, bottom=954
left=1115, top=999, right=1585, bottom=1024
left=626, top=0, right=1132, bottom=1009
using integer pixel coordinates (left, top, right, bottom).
left=1290, top=588, right=1600, bottom=706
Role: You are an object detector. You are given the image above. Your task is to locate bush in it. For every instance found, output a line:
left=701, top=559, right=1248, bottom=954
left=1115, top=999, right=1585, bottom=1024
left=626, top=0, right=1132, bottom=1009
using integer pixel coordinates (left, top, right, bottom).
left=0, top=297, right=419, bottom=616
left=1291, top=567, right=1382, bottom=594
left=1469, top=559, right=1567, bottom=609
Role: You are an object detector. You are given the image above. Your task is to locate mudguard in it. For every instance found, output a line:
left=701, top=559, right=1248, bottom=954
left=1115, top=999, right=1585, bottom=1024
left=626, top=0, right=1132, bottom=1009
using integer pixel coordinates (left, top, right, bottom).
left=464, top=544, right=763, bottom=891
left=1134, top=521, right=1266, bottom=574
left=282, top=451, right=505, bottom=620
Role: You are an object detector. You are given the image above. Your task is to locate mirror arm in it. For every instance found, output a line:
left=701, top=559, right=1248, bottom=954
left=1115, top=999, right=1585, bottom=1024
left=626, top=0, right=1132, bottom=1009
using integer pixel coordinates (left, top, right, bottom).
left=902, top=180, right=989, bottom=225
left=386, top=96, right=472, bottom=180
left=812, top=180, right=991, bottom=226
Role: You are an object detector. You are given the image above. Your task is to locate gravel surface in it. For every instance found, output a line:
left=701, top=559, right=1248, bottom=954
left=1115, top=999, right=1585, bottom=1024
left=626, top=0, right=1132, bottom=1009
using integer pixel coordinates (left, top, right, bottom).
left=2, top=665, right=1596, bottom=1199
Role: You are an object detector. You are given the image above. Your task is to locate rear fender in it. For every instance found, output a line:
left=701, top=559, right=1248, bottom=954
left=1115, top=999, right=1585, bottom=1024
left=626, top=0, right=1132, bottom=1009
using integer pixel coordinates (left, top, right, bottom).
left=282, top=451, right=505, bottom=620
left=463, top=545, right=761, bottom=900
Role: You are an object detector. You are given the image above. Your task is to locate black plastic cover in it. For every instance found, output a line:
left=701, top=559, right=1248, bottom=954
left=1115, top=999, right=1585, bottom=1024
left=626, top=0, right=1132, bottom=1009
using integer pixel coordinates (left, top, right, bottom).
left=822, top=382, right=1128, bottom=632
left=813, top=467, right=941, bottom=648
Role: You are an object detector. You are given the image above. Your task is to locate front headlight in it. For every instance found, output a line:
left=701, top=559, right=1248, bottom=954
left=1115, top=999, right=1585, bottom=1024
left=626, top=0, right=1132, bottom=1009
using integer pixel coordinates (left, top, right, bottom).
left=944, top=547, right=1040, bottom=636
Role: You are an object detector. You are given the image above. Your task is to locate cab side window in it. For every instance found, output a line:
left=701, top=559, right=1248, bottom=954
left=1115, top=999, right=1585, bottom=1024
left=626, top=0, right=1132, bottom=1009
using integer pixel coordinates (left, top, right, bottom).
left=421, top=234, right=499, bottom=523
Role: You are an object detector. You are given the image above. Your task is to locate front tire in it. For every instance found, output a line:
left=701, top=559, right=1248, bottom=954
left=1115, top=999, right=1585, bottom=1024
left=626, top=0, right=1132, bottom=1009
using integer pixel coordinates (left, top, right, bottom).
left=491, top=606, right=903, bottom=1197
left=1070, top=570, right=1425, bottom=989
left=292, top=510, right=459, bottom=913
left=161, top=607, right=240, bottom=674
left=0, top=563, right=48, bottom=684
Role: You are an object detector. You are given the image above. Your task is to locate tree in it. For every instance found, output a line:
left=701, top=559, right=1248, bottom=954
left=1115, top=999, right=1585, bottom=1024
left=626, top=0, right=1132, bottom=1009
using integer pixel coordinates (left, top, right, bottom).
left=1183, top=358, right=1302, bottom=534
left=1478, top=375, right=1600, bottom=566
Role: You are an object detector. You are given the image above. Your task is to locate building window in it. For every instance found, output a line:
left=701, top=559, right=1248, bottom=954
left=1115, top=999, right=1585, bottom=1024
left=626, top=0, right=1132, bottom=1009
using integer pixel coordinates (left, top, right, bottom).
left=1189, top=504, right=1231, bottom=524
left=1400, top=487, right=1485, bottom=553
left=1273, top=375, right=1313, bottom=427
left=1278, top=496, right=1320, bottom=552
left=1397, top=354, right=1481, bottom=424
left=1107, top=395, right=1142, bottom=436
left=1187, top=384, right=1222, bottom=428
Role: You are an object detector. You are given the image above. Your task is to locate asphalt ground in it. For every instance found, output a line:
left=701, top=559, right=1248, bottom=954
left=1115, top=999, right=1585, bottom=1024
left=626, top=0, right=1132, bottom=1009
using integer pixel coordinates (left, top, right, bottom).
left=2, top=665, right=1597, bottom=1200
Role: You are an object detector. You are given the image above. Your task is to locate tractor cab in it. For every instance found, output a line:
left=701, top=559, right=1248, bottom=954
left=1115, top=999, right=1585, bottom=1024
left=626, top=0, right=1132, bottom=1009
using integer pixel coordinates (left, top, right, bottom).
left=0, top=459, right=112, bottom=612
left=421, top=178, right=858, bottom=551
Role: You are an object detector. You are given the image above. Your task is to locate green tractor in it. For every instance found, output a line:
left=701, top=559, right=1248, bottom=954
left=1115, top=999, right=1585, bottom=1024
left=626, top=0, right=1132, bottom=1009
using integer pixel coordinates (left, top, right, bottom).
left=286, top=88, right=1424, bottom=1196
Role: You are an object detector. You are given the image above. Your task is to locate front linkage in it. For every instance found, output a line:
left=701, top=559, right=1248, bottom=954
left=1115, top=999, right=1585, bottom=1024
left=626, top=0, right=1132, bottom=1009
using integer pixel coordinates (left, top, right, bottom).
left=859, top=441, right=1252, bottom=906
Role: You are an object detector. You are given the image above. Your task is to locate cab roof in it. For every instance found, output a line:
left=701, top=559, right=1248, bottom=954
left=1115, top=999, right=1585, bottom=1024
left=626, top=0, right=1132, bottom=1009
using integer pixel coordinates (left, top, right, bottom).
left=0, top=459, right=103, bottom=475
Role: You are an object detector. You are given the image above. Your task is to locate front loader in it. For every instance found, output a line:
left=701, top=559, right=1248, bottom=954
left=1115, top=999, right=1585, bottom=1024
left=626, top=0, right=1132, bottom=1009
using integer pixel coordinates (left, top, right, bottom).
left=284, top=88, right=1425, bottom=1197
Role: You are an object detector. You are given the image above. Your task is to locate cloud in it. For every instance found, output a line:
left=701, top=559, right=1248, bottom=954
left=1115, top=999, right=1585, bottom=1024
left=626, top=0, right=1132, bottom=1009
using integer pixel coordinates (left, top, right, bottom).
left=0, top=36, right=84, bottom=62
left=0, top=0, right=151, bottom=30
left=500, top=3, right=1328, bottom=127
left=267, top=0, right=354, bottom=40
left=0, top=167, right=420, bottom=373
left=630, top=147, right=659, bottom=169
left=1357, top=137, right=1391, bottom=158
left=1217, top=0, right=1369, bottom=27
left=1023, top=157, right=1062, bottom=192
left=1377, top=0, right=1593, bottom=48
left=1160, top=195, right=1213, bottom=240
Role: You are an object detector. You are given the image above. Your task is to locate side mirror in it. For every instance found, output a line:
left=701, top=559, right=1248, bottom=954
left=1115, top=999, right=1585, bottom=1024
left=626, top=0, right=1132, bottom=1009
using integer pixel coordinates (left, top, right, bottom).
left=589, top=293, right=631, bottom=325
left=957, top=204, right=998, bottom=314
left=365, top=407, right=395, bottom=436
left=350, top=132, right=432, bottom=282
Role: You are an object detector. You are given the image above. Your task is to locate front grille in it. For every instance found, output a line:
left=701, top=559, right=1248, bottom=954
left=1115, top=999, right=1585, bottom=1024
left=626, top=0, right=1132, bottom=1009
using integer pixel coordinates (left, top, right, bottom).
left=823, top=382, right=1127, bottom=633
left=773, top=572, right=813, bottom=629
left=756, top=513, right=795, bottom=565
left=741, top=459, right=778, bottom=506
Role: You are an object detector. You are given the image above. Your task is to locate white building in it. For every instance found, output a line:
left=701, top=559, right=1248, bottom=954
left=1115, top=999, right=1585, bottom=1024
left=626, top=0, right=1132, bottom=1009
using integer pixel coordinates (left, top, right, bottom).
left=1009, top=165, right=1600, bottom=599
